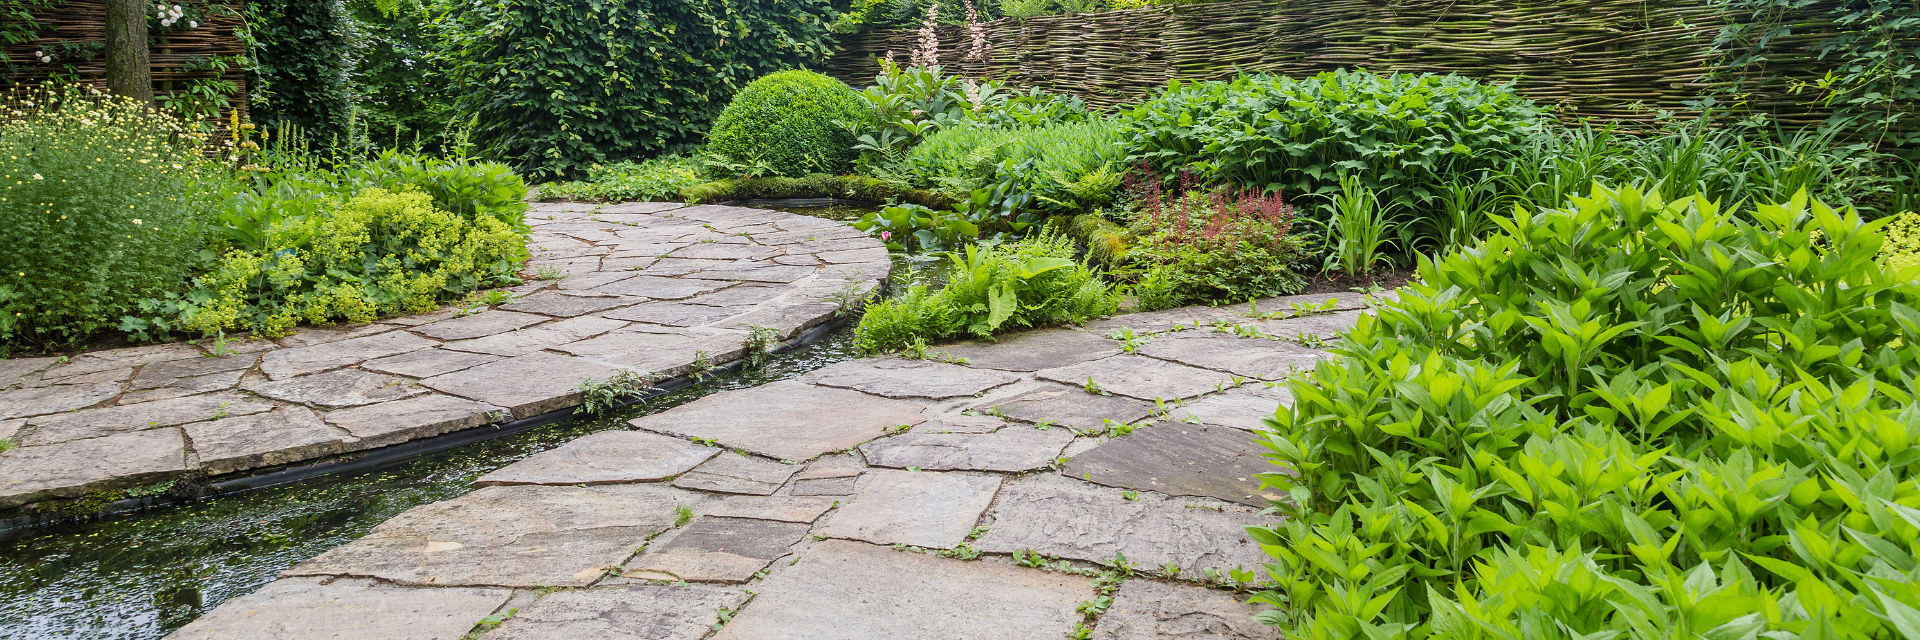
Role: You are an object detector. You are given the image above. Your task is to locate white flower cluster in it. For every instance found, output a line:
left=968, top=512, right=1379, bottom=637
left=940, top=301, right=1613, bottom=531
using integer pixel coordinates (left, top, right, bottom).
left=156, top=4, right=196, bottom=28
left=33, top=50, right=51, bottom=64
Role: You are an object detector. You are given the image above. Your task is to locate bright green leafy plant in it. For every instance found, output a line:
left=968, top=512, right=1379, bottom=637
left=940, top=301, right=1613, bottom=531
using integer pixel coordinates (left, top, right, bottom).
left=1251, top=184, right=1920, bottom=639
left=854, top=229, right=1119, bottom=352
left=1123, top=178, right=1314, bottom=310
left=539, top=155, right=708, bottom=202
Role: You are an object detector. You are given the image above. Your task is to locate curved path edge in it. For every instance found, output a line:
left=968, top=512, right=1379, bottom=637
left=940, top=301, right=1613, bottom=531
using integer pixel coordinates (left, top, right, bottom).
left=0, top=202, right=891, bottom=514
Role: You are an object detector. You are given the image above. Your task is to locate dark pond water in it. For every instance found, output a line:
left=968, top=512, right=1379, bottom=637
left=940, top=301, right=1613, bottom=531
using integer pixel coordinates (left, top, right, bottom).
left=0, top=333, right=861, bottom=640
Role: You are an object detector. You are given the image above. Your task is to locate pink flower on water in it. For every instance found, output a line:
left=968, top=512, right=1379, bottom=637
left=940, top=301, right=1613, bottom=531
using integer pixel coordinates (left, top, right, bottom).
left=880, top=231, right=893, bottom=241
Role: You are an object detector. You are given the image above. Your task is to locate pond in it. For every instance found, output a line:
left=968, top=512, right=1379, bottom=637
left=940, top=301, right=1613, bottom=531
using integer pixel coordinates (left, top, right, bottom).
left=0, top=332, right=862, bottom=640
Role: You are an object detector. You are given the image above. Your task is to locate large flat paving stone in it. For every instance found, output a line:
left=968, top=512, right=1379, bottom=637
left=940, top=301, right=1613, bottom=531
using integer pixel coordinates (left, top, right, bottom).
left=1245, top=310, right=1366, bottom=341
left=600, top=302, right=743, bottom=327
left=1084, top=307, right=1243, bottom=335
left=592, top=275, right=732, bottom=300
left=259, top=330, right=436, bottom=380
left=818, top=470, right=1000, bottom=548
left=411, top=310, right=550, bottom=340
left=860, top=425, right=1073, bottom=472
left=1167, top=384, right=1294, bottom=431
left=629, top=380, right=925, bottom=461
left=705, top=495, right=837, bottom=523
left=0, top=356, right=59, bottom=388
left=0, top=428, right=187, bottom=508
left=671, top=453, right=799, bottom=495
left=40, top=343, right=200, bottom=378
left=977, top=383, right=1156, bottom=434
left=626, top=516, right=811, bottom=582
left=287, top=484, right=708, bottom=587
left=475, top=430, right=718, bottom=486
left=500, top=291, right=635, bottom=318
left=1093, top=580, right=1283, bottom=640
left=1037, top=355, right=1240, bottom=401
left=1061, top=422, right=1280, bottom=507
left=129, top=353, right=257, bottom=389
left=975, top=475, right=1269, bottom=579
left=185, top=406, right=343, bottom=475
left=801, top=358, right=1021, bottom=399
left=324, top=394, right=505, bottom=450
left=0, top=382, right=120, bottom=419
left=362, top=347, right=503, bottom=379
left=481, top=584, right=748, bottom=640
left=551, top=326, right=748, bottom=376
left=167, top=577, right=510, bottom=640
left=711, top=540, right=1090, bottom=640
left=934, top=329, right=1121, bottom=372
left=420, top=352, right=625, bottom=419
left=1137, top=332, right=1327, bottom=380
left=247, top=368, right=427, bottom=409
left=19, top=391, right=276, bottom=446
left=441, top=316, right=627, bottom=357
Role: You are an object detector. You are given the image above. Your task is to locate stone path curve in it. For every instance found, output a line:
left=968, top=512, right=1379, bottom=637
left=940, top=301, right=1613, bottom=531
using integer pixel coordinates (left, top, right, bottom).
left=0, top=202, right=890, bottom=511
left=169, top=290, right=1386, bottom=640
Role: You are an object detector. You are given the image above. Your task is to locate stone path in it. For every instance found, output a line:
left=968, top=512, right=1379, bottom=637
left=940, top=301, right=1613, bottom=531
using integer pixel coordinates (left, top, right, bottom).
left=169, top=290, right=1385, bottom=640
left=0, top=203, right=889, bottom=510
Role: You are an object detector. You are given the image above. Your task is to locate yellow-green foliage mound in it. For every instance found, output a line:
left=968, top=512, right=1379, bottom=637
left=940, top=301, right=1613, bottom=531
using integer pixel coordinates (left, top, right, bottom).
left=1882, top=211, right=1920, bottom=276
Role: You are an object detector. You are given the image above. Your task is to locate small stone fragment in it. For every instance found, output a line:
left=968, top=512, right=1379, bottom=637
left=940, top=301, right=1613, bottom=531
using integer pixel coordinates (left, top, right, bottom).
left=626, top=516, right=811, bottom=582
left=482, top=584, right=747, bottom=640
left=671, top=453, right=799, bottom=495
left=976, top=384, right=1156, bottom=434
left=705, top=495, right=837, bottom=523
left=818, top=470, right=1001, bottom=548
left=860, top=425, right=1074, bottom=472
left=1093, top=580, right=1284, bottom=640
left=185, top=406, right=342, bottom=475
left=247, top=369, right=426, bottom=409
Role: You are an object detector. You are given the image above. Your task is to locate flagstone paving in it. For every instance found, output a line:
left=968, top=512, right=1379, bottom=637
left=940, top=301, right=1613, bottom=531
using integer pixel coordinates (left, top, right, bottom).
left=170, top=288, right=1389, bottom=639
left=0, top=202, right=889, bottom=509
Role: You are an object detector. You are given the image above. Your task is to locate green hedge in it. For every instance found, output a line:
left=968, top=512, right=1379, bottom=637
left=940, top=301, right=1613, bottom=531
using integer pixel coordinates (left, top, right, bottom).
left=1253, top=186, right=1920, bottom=637
left=439, top=0, right=837, bottom=180
left=709, top=70, right=874, bottom=178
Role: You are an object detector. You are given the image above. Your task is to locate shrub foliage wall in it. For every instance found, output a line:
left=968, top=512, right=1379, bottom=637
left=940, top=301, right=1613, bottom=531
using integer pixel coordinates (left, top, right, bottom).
left=438, top=0, right=838, bottom=179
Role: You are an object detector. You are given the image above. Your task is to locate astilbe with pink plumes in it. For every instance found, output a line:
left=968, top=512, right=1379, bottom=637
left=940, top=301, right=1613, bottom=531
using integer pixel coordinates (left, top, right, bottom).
left=1126, top=160, right=1296, bottom=254
left=912, top=3, right=941, bottom=68
left=963, top=0, right=988, bottom=63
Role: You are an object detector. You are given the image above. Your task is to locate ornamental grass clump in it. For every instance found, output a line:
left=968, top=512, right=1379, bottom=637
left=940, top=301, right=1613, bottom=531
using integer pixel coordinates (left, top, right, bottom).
left=0, top=86, right=226, bottom=348
left=1252, top=184, right=1920, bottom=638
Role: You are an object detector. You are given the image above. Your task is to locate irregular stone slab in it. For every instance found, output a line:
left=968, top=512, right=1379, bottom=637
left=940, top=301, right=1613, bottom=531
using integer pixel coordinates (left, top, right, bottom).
left=917, top=413, right=1013, bottom=433
left=1037, top=355, right=1240, bottom=401
left=716, top=302, right=842, bottom=338
left=380, top=308, right=456, bottom=327
left=288, top=484, right=707, bottom=587
left=361, top=347, right=503, bottom=379
left=791, top=471, right=860, bottom=496
left=118, top=368, right=247, bottom=404
left=1094, top=580, right=1283, bottom=640
left=0, top=419, right=20, bottom=442
left=411, top=310, right=550, bottom=341
left=685, top=264, right=819, bottom=284
left=442, top=316, right=628, bottom=356
left=169, top=577, right=511, bottom=640
left=975, top=475, right=1269, bottom=579
left=0, top=356, right=59, bottom=388
left=248, top=368, right=427, bottom=409
left=129, top=354, right=257, bottom=389
left=476, top=430, right=718, bottom=486
left=668, top=243, right=777, bottom=261
left=0, top=428, right=186, bottom=508
left=0, top=382, right=120, bottom=419
left=680, top=285, right=788, bottom=308
left=671, top=453, right=799, bottom=495
left=482, top=584, right=747, bottom=640
left=1168, top=384, right=1294, bottom=431
left=421, top=352, right=625, bottom=419
left=1138, top=332, right=1326, bottom=380
left=819, top=470, right=1000, bottom=548
left=553, top=326, right=749, bottom=376
left=33, top=366, right=133, bottom=386
left=638, top=257, right=735, bottom=277
left=600, top=201, right=682, bottom=214
left=1242, top=291, right=1376, bottom=314
left=1061, top=423, right=1281, bottom=507
left=599, top=301, right=742, bottom=327
left=185, top=406, right=343, bottom=475
left=40, top=343, right=201, bottom=378
left=501, top=291, right=635, bottom=318
left=628, top=516, right=811, bottom=582
left=554, top=270, right=637, bottom=291
left=593, top=275, right=732, bottom=300
left=275, top=322, right=403, bottom=348
left=259, top=330, right=437, bottom=380
left=817, top=247, right=890, bottom=264
left=935, top=329, right=1121, bottom=372
left=324, top=394, right=505, bottom=450
left=977, top=384, right=1156, bottom=434
left=712, top=540, right=1089, bottom=640
left=1085, top=307, right=1243, bottom=335
left=20, top=391, right=276, bottom=446
left=706, top=495, right=836, bottom=523
left=1246, top=310, right=1366, bottom=342
left=860, top=426, right=1074, bottom=472
left=630, top=380, right=925, bottom=461
left=802, top=358, right=1021, bottom=399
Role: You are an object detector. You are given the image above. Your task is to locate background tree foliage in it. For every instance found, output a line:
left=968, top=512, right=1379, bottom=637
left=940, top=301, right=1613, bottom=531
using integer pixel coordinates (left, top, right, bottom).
left=435, top=0, right=839, bottom=180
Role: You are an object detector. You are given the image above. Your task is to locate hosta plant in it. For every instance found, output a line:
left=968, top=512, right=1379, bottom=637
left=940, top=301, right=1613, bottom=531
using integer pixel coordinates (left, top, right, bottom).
left=1252, top=184, right=1920, bottom=639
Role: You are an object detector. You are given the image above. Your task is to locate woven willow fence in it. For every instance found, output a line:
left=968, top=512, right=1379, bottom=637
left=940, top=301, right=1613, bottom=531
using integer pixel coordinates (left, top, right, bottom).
left=825, top=0, right=1850, bottom=127
left=2, top=1, right=249, bottom=125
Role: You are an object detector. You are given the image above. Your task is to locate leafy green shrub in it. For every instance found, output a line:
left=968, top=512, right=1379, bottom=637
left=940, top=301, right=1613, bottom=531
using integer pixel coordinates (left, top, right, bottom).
left=708, top=70, right=875, bottom=178
left=1883, top=211, right=1920, bottom=276
left=439, top=0, right=836, bottom=179
left=854, top=230, right=1120, bottom=352
left=218, top=151, right=531, bottom=253
left=679, top=174, right=952, bottom=209
left=539, top=155, right=708, bottom=202
left=248, top=0, right=355, bottom=136
left=846, top=63, right=1093, bottom=173
left=1251, top=185, right=1920, bottom=638
left=184, top=188, right=527, bottom=336
left=906, top=120, right=1125, bottom=213
left=1124, top=69, right=1546, bottom=212
left=0, top=87, right=226, bottom=348
left=1124, top=183, right=1314, bottom=310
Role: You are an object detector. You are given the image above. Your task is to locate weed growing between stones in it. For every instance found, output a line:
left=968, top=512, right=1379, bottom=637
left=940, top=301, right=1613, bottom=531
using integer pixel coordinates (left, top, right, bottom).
left=572, top=369, right=658, bottom=416
left=741, top=325, right=781, bottom=370
left=532, top=264, right=567, bottom=281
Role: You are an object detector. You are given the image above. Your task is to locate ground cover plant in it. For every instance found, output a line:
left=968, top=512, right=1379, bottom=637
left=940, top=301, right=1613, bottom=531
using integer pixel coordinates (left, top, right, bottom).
left=1251, top=184, right=1920, bottom=638
left=853, top=228, right=1119, bottom=352
left=1123, top=171, right=1315, bottom=310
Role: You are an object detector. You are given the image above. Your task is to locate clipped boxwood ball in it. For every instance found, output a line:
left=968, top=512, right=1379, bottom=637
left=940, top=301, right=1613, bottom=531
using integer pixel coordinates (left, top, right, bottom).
left=708, top=70, right=874, bottom=178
